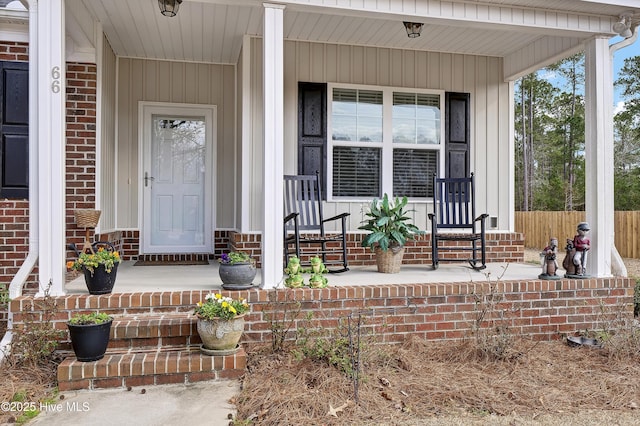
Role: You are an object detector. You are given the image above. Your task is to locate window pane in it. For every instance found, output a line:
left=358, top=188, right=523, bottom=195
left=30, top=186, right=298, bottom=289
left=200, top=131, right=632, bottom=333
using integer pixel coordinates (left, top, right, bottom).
left=393, top=149, right=438, bottom=198
left=358, top=116, right=383, bottom=142
left=417, top=124, right=439, bottom=144
left=332, top=89, right=357, bottom=115
left=393, top=118, right=416, bottom=143
left=332, top=115, right=356, bottom=141
left=332, top=88, right=382, bottom=144
left=333, top=146, right=381, bottom=197
left=393, top=92, right=440, bottom=145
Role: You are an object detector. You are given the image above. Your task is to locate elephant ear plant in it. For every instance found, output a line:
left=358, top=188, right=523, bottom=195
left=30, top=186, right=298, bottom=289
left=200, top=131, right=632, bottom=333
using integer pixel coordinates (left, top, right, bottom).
left=359, top=193, right=424, bottom=251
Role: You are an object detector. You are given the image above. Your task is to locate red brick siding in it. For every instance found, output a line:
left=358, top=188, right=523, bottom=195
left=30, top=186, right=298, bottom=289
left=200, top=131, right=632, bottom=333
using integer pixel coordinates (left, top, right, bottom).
left=65, top=62, right=98, bottom=266
left=0, top=41, right=28, bottom=62
left=9, top=277, right=635, bottom=347
left=208, top=231, right=524, bottom=269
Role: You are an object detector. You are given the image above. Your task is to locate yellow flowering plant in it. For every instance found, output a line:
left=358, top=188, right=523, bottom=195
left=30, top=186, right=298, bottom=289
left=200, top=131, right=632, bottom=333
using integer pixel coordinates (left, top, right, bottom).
left=194, top=292, right=250, bottom=320
left=67, top=247, right=121, bottom=275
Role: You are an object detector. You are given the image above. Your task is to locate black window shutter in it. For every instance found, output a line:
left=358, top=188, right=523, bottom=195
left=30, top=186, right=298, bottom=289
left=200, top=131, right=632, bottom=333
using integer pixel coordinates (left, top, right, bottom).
left=0, top=61, right=29, bottom=199
left=298, top=82, right=327, bottom=197
left=445, top=92, right=470, bottom=179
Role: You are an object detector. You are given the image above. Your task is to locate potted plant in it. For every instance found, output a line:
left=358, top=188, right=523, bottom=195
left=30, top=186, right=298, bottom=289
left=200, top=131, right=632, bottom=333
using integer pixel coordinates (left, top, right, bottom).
left=359, top=194, right=424, bottom=273
left=67, top=244, right=121, bottom=294
left=218, top=251, right=257, bottom=290
left=194, top=292, right=250, bottom=355
left=66, top=312, right=113, bottom=362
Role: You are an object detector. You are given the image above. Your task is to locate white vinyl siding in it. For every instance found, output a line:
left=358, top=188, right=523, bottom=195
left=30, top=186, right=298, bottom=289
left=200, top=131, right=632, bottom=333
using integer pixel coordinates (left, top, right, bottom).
left=328, top=84, right=443, bottom=201
left=247, top=39, right=511, bottom=232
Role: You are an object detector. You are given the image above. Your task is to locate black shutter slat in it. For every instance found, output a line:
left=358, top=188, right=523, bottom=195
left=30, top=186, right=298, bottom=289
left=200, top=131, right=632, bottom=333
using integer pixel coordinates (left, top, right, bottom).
left=445, top=92, right=470, bottom=179
left=298, top=82, right=327, bottom=198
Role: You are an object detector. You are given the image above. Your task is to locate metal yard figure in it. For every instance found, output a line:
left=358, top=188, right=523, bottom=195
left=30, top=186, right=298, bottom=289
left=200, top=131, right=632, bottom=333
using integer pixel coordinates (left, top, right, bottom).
left=563, top=222, right=590, bottom=278
left=539, top=237, right=560, bottom=280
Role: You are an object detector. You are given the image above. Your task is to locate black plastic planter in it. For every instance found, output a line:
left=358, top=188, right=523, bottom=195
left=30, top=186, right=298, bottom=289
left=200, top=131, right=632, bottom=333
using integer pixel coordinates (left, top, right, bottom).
left=67, top=320, right=113, bottom=362
left=83, top=263, right=118, bottom=295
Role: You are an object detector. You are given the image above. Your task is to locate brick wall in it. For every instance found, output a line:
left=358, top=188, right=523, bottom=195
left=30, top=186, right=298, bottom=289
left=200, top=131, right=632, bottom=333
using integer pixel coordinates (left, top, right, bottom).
left=9, top=277, right=635, bottom=347
left=65, top=62, right=98, bottom=266
left=0, top=41, right=28, bottom=61
left=0, top=42, right=36, bottom=294
left=213, top=231, right=524, bottom=269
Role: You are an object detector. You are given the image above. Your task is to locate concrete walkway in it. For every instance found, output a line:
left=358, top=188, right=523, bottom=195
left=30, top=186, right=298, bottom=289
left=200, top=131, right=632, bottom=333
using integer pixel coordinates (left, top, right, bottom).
left=28, top=380, right=240, bottom=426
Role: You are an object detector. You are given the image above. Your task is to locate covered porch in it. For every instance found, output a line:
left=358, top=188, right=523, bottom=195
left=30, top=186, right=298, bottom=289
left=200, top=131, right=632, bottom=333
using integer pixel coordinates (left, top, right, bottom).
left=4, top=0, right=640, bottom=299
left=65, top=259, right=544, bottom=294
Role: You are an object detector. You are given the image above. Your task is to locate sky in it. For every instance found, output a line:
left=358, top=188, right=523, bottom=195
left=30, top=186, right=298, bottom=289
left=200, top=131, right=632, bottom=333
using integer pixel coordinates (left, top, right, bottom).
left=612, top=36, right=640, bottom=111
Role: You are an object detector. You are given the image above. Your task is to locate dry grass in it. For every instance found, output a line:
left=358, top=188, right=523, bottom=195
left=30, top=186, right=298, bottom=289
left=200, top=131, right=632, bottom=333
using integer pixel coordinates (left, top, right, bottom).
left=235, top=338, right=640, bottom=425
left=0, top=362, right=59, bottom=424
left=235, top=253, right=640, bottom=425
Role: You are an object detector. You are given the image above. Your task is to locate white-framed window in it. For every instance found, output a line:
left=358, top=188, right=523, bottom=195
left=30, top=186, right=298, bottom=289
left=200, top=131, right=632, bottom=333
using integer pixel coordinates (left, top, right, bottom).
left=327, top=84, right=444, bottom=201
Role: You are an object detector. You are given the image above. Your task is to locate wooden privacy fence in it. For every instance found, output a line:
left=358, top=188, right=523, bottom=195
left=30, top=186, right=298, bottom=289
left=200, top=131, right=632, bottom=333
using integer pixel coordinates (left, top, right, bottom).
left=515, top=211, right=640, bottom=259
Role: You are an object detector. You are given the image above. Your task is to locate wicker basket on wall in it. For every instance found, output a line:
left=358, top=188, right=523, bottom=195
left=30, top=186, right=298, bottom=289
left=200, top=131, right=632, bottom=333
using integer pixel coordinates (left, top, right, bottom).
left=375, top=246, right=405, bottom=274
left=74, top=209, right=101, bottom=228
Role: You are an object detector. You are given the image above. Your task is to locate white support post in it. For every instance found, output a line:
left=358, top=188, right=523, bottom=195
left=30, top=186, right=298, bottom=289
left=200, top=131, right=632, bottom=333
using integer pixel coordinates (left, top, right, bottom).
left=584, top=37, right=614, bottom=278
left=261, top=3, right=285, bottom=289
left=36, top=0, right=67, bottom=295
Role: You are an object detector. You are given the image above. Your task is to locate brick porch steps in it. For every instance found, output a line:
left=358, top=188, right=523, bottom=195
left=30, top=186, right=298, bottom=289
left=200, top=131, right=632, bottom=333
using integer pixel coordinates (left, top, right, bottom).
left=108, top=313, right=199, bottom=351
left=57, top=347, right=246, bottom=391
left=57, top=311, right=247, bottom=391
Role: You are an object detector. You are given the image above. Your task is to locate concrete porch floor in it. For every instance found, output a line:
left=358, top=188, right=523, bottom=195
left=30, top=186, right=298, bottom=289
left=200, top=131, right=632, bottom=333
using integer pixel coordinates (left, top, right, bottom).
left=65, top=260, right=546, bottom=294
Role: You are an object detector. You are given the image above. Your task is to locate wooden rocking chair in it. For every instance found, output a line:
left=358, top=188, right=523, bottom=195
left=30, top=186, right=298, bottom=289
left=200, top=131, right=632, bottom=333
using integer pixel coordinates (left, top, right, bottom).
left=428, top=173, right=488, bottom=270
left=283, top=173, right=350, bottom=272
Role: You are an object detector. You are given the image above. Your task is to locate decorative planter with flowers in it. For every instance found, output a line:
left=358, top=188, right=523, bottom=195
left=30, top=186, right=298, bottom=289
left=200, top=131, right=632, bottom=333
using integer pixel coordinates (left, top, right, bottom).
left=67, top=312, right=113, bottom=362
left=194, top=292, right=250, bottom=355
left=67, top=243, right=121, bottom=294
left=218, top=251, right=256, bottom=290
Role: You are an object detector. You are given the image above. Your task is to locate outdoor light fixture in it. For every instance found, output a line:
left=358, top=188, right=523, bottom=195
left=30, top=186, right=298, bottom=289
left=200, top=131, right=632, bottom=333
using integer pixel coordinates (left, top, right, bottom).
left=613, top=13, right=633, bottom=38
left=158, top=0, right=182, bottom=17
left=403, top=21, right=424, bottom=38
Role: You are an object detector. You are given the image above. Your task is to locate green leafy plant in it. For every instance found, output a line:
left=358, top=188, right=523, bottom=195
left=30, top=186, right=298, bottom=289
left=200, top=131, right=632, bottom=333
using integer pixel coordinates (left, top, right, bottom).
left=194, top=292, right=250, bottom=320
left=359, top=193, right=424, bottom=251
left=218, top=251, right=254, bottom=265
left=68, top=312, right=112, bottom=325
left=67, top=247, right=121, bottom=274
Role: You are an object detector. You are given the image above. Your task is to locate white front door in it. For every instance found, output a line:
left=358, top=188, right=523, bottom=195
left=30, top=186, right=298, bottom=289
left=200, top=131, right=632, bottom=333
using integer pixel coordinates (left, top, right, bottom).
left=141, top=103, right=216, bottom=254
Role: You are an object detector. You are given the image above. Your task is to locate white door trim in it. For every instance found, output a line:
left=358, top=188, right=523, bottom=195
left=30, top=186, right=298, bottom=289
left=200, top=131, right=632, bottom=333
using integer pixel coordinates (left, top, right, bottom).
left=138, top=102, right=217, bottom=254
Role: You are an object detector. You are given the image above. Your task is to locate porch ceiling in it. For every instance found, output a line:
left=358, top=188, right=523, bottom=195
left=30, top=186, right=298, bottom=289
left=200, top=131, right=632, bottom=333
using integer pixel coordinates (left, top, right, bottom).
left=73, top=0, right=639, bottom=69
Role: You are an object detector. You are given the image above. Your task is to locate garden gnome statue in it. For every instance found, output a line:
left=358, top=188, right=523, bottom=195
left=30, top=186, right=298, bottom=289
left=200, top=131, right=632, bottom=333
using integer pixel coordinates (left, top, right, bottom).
left=538, top=237, right=560, bottom=280
left=563, top=222, right=590, bottom=278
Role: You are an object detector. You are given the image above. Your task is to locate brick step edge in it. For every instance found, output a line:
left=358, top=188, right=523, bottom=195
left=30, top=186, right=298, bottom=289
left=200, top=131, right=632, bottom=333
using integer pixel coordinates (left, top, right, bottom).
left=57, top=347, right=246, bottom=391
left=110, top=313, right=196, bottom=340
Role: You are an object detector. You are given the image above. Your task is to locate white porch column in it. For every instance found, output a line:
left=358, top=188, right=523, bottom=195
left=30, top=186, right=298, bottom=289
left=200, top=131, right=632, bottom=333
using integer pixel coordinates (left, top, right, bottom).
left=261, top=3, right=285, bottom=289
left=584, top=37, right=613, bottom=278
left=36, top=0, right=66, bottom=295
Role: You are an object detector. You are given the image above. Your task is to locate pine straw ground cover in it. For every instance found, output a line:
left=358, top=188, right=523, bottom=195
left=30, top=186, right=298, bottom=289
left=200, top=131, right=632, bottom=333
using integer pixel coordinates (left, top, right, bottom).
left=235, top=338, right=640, bottom=425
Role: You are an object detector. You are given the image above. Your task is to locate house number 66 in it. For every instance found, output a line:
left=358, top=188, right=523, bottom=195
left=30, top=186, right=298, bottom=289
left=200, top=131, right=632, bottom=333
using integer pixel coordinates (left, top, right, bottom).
left=51, top=66, right=61, bottom=93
